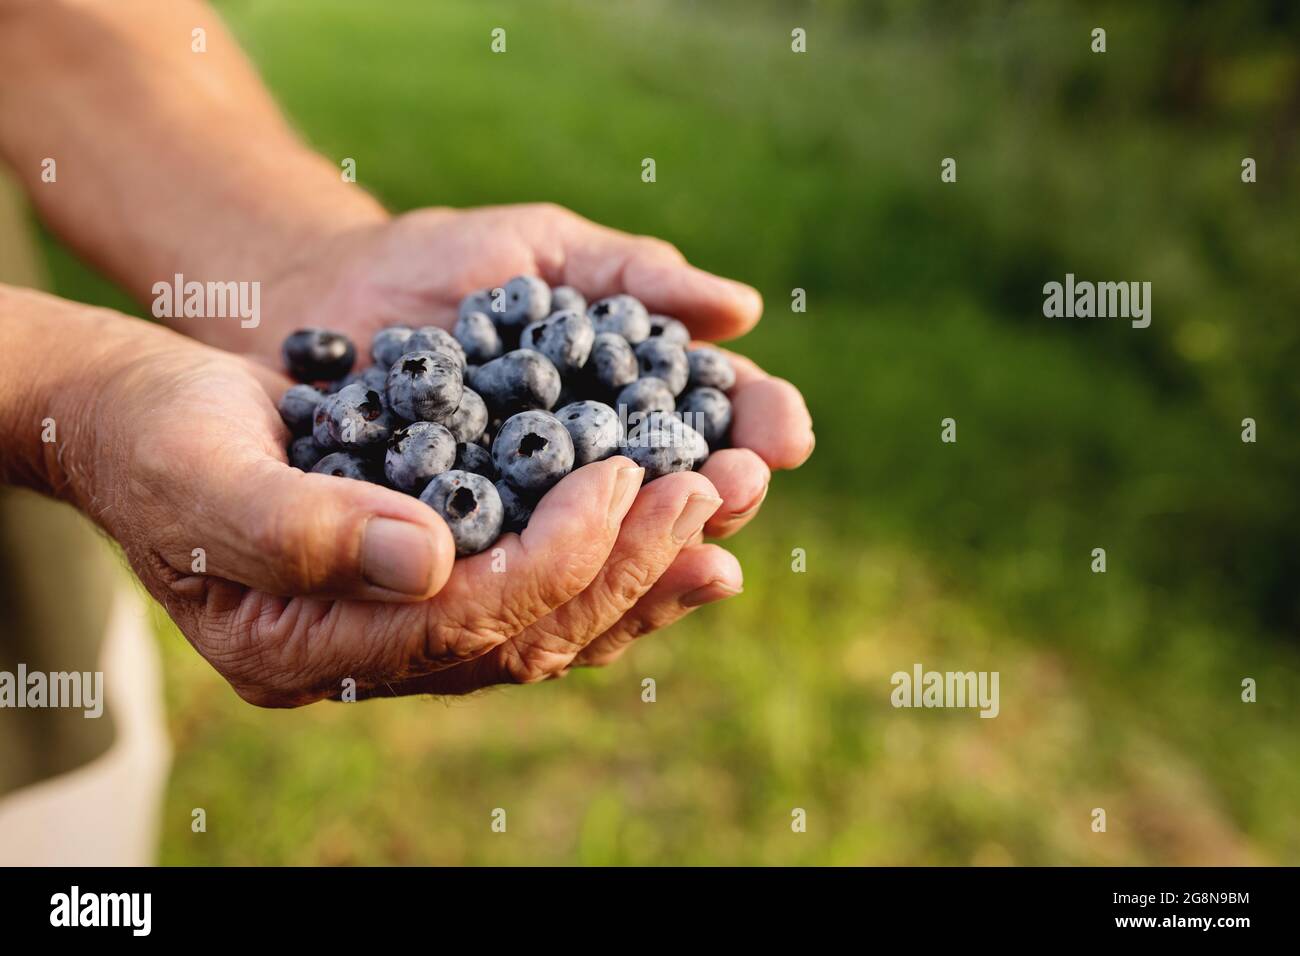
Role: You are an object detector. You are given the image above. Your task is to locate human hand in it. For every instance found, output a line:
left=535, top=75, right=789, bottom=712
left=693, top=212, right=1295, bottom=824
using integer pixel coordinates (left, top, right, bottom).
left=24, top=292, right=735, bottom=702
left=259, top=204, right=813, bottom=663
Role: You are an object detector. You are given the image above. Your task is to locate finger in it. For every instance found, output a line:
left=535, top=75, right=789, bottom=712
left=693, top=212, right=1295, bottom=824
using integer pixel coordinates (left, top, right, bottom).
left=554, top=216, right=763, bottom=340
left=729, top=377, right=815, bottom=470
left=573, top=544, right=743, bottom=668
left=359, top=471, right=722, bottom=695
left=696, top=448, right=771, bottom=538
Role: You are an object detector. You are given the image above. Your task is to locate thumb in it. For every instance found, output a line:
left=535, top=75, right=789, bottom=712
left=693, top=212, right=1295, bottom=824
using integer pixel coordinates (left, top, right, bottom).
left=177, top=449, right=457, bottom=602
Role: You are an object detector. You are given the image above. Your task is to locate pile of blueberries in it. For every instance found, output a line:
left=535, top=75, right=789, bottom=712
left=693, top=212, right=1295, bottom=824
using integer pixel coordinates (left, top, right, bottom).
left=278, top=276, right=736, bottom=555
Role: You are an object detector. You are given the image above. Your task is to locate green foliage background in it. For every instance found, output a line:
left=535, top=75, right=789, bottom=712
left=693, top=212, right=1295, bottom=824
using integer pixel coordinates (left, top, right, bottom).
left=41, top=0, right=1300, bottom=864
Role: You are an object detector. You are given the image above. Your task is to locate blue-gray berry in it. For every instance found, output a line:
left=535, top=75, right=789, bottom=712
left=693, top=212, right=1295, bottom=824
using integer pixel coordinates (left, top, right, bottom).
left=647, top=314, right=691, bottom=345
left=520, top=308, right=595, bottom=375
left=282, top=328, right=357, bottom=382
left=320, top=383, right=399, bottom=452
left=371, top=325, right=414, bottom=368
left=288, top=435, right=327, bottom=471
left=555, top=400, right=623, bottom=467
left=384, top=421, right=457, bottom=493
left=625, top=424, right=700, bottom=480
left=635, top=338, right=689, bottom=395
left=585, top=332, right=639, bottom=395
left=444, top=388, right=489, bottom=443
left=492, top=409, right=575, bottom=494
left=454, top=441, right=497, bottom=480
left=549, top=285, right=587, bottom=314
left=588, top=294, right=650, bottom=344
left=499, top=275, right=552, bottom=330
left=496, top=479, right=537, bottom=533
left=311, top=451, right=378, bottom=481
left=419, top=470, right=504, bottom=556
left=404, top=325, right=466, bottom=369
left=473, top=349, right=562, bottom=417
left=453, top=310, right=504, bottom=364
left=677, top=386, right=732, bottom=448
left=278, top=384, right=323, bottom=436
left=616, top=377, right=676, bottom=421
left=385, top=350, right=464, bottom=422
left=687, top=346, right=736, bottom=391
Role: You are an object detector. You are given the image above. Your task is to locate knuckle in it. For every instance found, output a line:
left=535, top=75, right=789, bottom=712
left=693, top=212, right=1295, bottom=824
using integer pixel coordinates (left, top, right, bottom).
left=499, top=641, right=557, bottom=685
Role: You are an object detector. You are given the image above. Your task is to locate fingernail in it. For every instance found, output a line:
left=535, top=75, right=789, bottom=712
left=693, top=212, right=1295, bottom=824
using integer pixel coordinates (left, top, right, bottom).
left=362, top=517, right=433, bottom=595
left=680, top=581, right=744, bottom=608
left=672, top=493, right=723, bottom=543
left=729, top=481, right=769, bottom=522
left=608, top=465, right=644, bottom=527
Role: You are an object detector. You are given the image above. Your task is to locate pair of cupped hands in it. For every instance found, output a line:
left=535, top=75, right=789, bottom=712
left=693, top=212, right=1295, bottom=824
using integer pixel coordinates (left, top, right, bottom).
left=66, top=204, right=812, bottom=705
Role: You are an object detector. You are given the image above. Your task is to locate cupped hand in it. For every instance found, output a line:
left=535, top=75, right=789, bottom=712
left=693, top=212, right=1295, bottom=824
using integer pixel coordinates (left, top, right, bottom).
left=260, top=203, right=814, bottom=662
left=56, top=309, right=734, bottom=704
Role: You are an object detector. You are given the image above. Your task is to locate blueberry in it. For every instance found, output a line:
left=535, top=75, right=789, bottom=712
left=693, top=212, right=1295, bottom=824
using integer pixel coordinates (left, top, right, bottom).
left=320, top=383, right=399, bottom=451
left=625, top=426, right=699, bottom=480
left=404, top=326, right=466, bottom=369
left=498, top=275, right=552, bottom=330
left=520, top=308, right=595, bottom=375
left=311, top=451, right=378, bottom=481
left=549, top=285, right=587, bottom=314
left=492, top=410, right=575, bottom=494
left=311, top=393, right=339, bottom=448
left=584, top=332, right=639, bottom=395
left=453, top=310, right=504, bottom=363
left=277, top=384, right=323, bottom=436
left=457, top=287, right=496, bottom=321
left=647, top=314, right=691, bottom=345
left=336, top=365, right=390, bottom=394
left=616, top=377, right=676, bottom=420
left=555, top=400, right=623, bottom=467
left=385, top=350, right=464, bottom=422
left=472, top=349, right=562, bottom=418
left=282, top=328, right=357, bottom=382
left=495, top=479, right=537, bottom=533
left=288, top=435, right=327, bottom=471
left=419, top=470, right=504, bottom=556
left=444, top=388, right=489, bottom=443
left=384, top=421, right=456, bottom=493
left=630, top=411, right=710, bottom=467
left=454, top=441, right=497, bottom=480
left=634, top=338, right=690, bottom=395
left=677, top=386, right=732, bottom=448
left=588, top=294, right=650, bottom=344
left=687, top=346, right=736, bottom=391
left=371, top=326, right=414, bottom=368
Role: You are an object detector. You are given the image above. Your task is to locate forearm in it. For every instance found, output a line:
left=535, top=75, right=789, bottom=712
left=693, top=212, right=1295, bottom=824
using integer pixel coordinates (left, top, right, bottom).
left=0, top=0, right=387, bottom=349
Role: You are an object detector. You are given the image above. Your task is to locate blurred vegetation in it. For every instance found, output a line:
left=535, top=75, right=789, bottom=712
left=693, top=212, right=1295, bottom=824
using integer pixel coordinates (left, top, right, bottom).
left=39, top=0, right=1300, bottom=864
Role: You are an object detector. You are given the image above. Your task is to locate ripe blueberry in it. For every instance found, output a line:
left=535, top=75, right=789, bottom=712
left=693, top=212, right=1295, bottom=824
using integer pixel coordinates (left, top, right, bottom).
left=454, top=441, right=497, bottom=480
left=453, top=310, right=504, bottom=364
left=371, top=325, right=414, bottom=368
left=384, top=421, right=457, bottom=493
left=419, top=470, right=504, bottom=556
left=687, top=346, right=736, bottom=391
left=472, top=349, right=562, bottom=418
left=288, top=435, right=327, bottom=471
left=634, top=338, right=689, bottom=395
left=321, top=383, right=399, bottom=451
left=584, top=332, right=639, bottom=395
left=677, top=386, right=732, bottom=449
left=404, top=326, right=466, bottom=369
left=647, top=314, right=691, bottom=345
left=444, top=387, right=489, bottom=443
left=588, top=294, right=650, bottom=344
left=282, top=328, right=357, bottom=382
left=625, top=424, right=700, bottom=480
left=311, top=451, right=379, bottom=481
left=616, top=377, right=676, bottom=420
left=555, top=400, right=623, bottom=467
left=520, top=308, right=595, bottom=375
left=385, top=350, right=464, bottom=422
left=492, top=410, right=575, bottom=494
left=549, top=285, right=587, bottom=315
left=496, top=479, right=537, bottom=533
left=499, top=275, right=552, bottom=330
left=277, top=384, right=323, bottom=436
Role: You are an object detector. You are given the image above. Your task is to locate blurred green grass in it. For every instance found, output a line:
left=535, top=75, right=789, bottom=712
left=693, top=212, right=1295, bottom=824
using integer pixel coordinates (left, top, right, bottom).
left=41, top=0, right=1300, bottom=864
